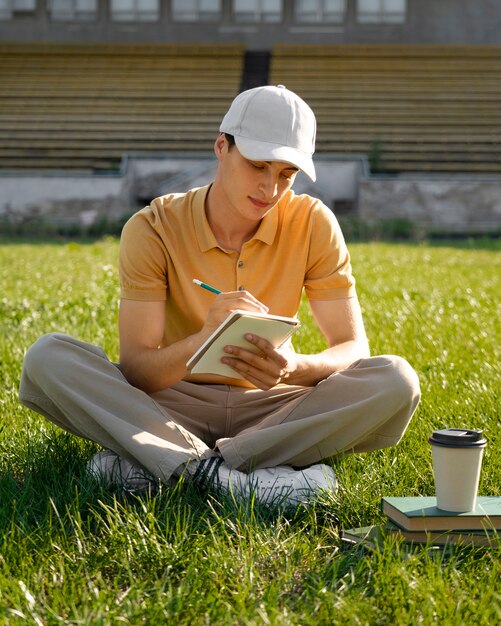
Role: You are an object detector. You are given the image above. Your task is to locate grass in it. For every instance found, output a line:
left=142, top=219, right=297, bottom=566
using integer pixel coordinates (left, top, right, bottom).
left=0, top=236, right=500, bottom=625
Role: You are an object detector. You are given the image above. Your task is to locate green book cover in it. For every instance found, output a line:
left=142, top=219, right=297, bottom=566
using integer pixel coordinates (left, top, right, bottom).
left=342, top=523, right=499, bottom=550
left=382, top=496, right=501, bottom=532
left=341, top=525, right=384, bottom=545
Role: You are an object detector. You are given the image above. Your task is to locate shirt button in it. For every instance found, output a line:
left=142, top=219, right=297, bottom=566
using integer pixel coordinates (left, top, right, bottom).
left=238, top=261, right=244, bottom=268
left=239, top=285, right=245, bottom=291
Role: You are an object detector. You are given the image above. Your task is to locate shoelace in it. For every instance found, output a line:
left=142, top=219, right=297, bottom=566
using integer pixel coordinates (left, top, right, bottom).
left=191, top=456, right=226, bottom=491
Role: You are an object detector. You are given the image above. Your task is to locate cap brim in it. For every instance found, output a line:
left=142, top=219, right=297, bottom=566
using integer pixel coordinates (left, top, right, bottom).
left=234, top=136, right=317, bottom=182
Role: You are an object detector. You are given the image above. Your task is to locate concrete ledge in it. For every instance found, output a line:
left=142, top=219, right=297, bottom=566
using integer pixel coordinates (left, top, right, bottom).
left=1, top=153, right=500, bottom=235
left=0, top=152, right=367, bottom=227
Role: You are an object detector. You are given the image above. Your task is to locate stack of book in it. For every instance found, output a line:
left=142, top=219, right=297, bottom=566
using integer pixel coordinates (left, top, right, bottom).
left=342, top=496, right=500, bottom=549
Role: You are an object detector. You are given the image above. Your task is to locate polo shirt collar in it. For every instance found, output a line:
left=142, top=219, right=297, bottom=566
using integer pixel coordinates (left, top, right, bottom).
left=193, top=184, right=278, bottom=252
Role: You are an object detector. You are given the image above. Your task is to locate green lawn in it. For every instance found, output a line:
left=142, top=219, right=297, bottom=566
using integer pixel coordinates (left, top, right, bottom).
left=0, top=238, right=499, bottom=625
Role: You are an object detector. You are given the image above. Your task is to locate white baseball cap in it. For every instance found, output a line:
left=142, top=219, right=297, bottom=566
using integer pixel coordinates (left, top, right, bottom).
left=219, top=85, right=317, bottom=182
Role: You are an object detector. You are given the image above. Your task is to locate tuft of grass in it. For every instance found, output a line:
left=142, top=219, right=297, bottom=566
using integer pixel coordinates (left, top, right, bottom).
left=0, top=237, right=500, bottom=624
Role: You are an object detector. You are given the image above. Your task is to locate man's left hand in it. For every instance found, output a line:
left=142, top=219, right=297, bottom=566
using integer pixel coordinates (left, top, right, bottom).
left=221, top=334, right=297, bottom=390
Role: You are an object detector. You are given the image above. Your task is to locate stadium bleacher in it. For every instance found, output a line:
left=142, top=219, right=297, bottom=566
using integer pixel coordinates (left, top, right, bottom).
left=270, top=45, right=501, bottom=173
left=0, top=43, right=244, bottom=171
left=1, top=43, right=500, bottom=174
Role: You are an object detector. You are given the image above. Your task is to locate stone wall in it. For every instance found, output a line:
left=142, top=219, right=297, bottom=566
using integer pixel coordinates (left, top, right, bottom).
left=358, top=176, right=501, bottom=234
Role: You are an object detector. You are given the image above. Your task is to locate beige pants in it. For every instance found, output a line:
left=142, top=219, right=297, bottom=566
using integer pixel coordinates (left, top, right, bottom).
left=19, top=333, right=421, bottom=481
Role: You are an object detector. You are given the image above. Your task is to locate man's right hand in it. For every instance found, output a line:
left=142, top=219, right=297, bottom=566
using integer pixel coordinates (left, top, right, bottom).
left=199, top=290, right=269, bottom=340
left=118, top=291, right=269, bottom=394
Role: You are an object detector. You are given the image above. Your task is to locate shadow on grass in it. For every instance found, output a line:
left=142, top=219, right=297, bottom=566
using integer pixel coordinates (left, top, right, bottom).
left=0, top=234, right=120, bottom=246
left=2, top=234, right=499, bottom=252
left=424, top=235, right=501, bottom=251
left=0, top=427, right=345, bottom=543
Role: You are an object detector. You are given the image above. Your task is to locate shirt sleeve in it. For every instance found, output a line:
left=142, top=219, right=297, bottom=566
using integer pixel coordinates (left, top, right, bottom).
left=303, top=201, right=357, bottom=301
left=119, top=207, right=169, bottom=301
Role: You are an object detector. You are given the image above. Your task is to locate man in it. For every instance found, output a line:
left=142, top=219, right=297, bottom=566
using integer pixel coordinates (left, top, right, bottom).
left=19, top=86, right=420, bottom=508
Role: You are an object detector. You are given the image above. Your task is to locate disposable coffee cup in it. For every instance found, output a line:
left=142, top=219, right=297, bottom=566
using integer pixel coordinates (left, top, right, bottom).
left=429, top=428, right=486, bottom=512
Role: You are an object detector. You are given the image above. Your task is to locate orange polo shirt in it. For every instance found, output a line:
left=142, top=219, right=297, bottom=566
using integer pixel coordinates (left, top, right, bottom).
left=119, top=184, right=356, bottom=385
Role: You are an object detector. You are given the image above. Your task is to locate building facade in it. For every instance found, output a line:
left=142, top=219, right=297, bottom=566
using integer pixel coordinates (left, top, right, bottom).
left=1, top=0, right=501, bottom=233
left=1, top=1, right=500, bottom=47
